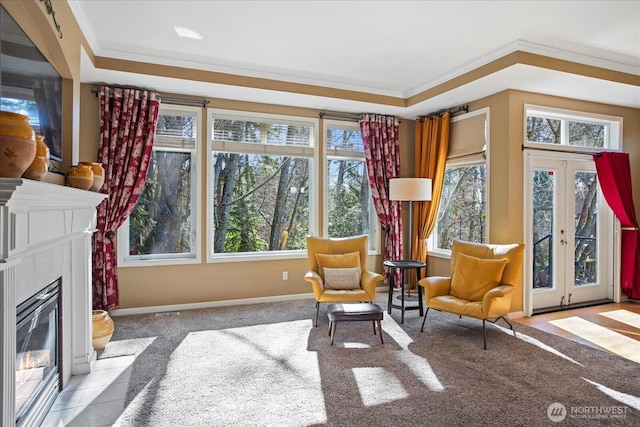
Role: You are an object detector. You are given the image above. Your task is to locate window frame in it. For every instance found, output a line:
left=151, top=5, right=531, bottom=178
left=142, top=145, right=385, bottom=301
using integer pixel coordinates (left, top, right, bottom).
left=118, top=104, right=203, bottom=267
left=428, top=108, right=490, bottom=258
left=322, top=119, right=380, bottom=254
left=524, top=104, right=622, bottom=153
left=206, top=108, right=319, bottom=263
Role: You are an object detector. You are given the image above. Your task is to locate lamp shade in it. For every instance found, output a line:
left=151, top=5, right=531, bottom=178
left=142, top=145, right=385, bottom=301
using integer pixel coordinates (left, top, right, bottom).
left=389, top=178, right=432, bottom=201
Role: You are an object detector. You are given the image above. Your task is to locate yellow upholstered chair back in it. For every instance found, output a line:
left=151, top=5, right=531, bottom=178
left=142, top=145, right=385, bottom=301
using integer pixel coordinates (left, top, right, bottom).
left=306, top=235, right=369, bottom=275
left=450, top=240, right=525, bottom=287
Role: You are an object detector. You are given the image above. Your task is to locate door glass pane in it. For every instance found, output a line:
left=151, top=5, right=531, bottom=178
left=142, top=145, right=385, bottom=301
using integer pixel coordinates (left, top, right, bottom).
left=574, top=171, right=598, bottom=286
left=533, top=170, right=554, bottom=289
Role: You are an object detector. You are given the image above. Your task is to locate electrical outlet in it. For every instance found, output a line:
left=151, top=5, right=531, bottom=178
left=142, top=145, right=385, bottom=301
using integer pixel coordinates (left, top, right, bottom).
left=282, top=271, right=288, bottom=280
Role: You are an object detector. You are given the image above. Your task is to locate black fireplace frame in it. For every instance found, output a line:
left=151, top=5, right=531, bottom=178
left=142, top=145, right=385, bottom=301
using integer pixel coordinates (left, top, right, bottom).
left=15, top=277, right=62, bottom=427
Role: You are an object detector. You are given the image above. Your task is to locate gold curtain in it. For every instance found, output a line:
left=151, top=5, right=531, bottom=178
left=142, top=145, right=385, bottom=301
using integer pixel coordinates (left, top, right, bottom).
left=413, top=113, right=451, bottom=278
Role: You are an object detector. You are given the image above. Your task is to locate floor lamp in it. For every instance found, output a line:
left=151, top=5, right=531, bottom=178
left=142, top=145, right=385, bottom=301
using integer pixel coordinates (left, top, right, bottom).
left=389, top=177, right=432, bottom=261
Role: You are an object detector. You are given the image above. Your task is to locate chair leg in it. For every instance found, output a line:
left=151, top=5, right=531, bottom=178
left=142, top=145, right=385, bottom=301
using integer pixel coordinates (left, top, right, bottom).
left=420, top=308, right=430, bottom=332
left=372, top=320, right=377, bottom=335
left=482, top=319, right=487, bottom=350
left=500, top=316, right=516, bottom=337
left=315, top=302, right=320, bottom=327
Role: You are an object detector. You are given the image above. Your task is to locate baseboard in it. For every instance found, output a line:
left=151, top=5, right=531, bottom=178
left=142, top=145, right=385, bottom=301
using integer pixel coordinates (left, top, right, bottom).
left=508, top=311, right=525, bottom=319
left=109, top=293, right=316, bottom=317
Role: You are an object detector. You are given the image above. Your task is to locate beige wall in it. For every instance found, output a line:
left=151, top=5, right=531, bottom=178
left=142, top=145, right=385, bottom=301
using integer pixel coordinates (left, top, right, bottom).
left=425, top=90, right=640, bottom=312
left=79, top=86, right=396, bottom=308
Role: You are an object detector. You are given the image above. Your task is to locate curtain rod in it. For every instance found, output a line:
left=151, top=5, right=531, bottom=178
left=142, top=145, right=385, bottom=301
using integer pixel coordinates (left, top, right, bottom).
left=418, top=104, right=468, bottom=120
left=90, top=88, right=209, bottom=107
left=319, top=112, right=362, bottom=121
left=521, top=144, right=605, bottom=157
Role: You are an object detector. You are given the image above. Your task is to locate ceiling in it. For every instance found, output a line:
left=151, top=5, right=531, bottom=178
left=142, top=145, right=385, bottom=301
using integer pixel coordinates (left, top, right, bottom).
left=69, top=0, right=640, bottom=117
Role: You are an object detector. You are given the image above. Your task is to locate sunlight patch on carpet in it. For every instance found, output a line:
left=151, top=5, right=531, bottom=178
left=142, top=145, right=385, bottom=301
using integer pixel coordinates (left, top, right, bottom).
left=98, top=337, right=156, bottom=360
left=582, top=378, right=640, bottom=411
left=353, top=367, right=407, bottom=406
left=154, top=319, right=326, bottom=426
left=492, top=323, right=583, bottom=366
left=598, top=309, right=640, bottom=329
left=382, top=316, right=444, bottom=392
left=549, top=317, right=640, bottom=363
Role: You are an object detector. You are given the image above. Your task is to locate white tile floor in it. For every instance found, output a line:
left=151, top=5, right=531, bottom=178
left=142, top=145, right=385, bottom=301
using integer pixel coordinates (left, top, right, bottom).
left=41, top=355, right=135, bottom=427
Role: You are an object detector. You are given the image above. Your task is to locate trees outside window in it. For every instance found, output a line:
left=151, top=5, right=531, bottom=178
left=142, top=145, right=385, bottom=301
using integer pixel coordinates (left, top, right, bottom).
left=209, top=111, right=315, bottom=256
left=324, top=121, right=374, bottom=242
left=525, top=105, right=620, bottom=151
left=120, top=105, right=201, bottom=264
left=435, top=162, right=487, bottom=250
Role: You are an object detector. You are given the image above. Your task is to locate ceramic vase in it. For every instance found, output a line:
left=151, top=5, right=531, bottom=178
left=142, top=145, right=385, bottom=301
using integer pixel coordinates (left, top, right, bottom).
left=79, top=161, right=105, bottom=192
left=92, top=310, right=115, bottom=351
left=22, top=136, right=50, bottom=181
left=0, top=111, right=36, bottom=178
left=66, top=164, right=94, bottom=190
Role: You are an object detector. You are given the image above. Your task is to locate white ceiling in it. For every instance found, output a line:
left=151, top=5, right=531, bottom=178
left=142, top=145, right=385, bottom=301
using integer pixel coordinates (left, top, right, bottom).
left=69, top=0, right=640, bottom=117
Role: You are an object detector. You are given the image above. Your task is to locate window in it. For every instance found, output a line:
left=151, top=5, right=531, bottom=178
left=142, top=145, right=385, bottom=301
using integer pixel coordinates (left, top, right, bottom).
left=525, top=105, right=621, bottom=151
left=119, top=105, right=201, bottom=265
left=323, top=120, right=378, bottom=250
left=208, top=110, right=317, bottom=259
left=436, top=161, right=487, bottom=250
left=430, top=109, right=488, bottom=253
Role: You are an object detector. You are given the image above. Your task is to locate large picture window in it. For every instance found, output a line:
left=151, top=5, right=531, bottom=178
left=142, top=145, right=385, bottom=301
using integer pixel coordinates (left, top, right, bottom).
left=119, top=105, right=201, bottom=265
left=324, top=120, right=378, bottom=249
left=208, top=110, right=317, bottom=259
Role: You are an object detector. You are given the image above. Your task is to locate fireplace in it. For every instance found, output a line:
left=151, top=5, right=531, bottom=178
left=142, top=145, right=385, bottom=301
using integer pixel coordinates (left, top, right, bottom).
left=1, top=178, right=107, bottom=426
left=15, top=278, right=61, bottom=427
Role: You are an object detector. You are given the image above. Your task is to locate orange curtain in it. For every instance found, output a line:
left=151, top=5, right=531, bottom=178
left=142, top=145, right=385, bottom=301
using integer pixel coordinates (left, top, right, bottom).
left=413, top=113, right=451, bottom=277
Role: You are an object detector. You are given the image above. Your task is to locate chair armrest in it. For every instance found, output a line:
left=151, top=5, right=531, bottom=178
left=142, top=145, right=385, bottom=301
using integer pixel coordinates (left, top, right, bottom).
left=304, top=271, right=325, bottom=301
left=361, top=270, right=384, bottom=300
left=481, top=285, right=514, bottom=318
left=418, top=276, right=451, bottom=303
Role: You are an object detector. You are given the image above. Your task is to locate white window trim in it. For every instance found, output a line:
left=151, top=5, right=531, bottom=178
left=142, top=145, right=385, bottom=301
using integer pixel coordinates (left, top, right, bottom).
left=427, top=107, right=490, bottom=258
left=523, top=104, right=622, bottom=153
left=206, top=108, right=319, bottom=262
left=118, top=104, right=203, bottom=267
left=321, top=119, right=380, bottom=255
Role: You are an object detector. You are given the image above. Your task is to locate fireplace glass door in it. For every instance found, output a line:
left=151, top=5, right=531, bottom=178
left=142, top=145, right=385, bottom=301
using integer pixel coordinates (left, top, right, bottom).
left=15, top=279, right=61, bottom=426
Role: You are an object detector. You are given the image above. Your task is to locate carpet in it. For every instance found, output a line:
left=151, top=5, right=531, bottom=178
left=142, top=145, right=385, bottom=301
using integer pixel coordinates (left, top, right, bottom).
left=101, top=294, right=639, bottom=426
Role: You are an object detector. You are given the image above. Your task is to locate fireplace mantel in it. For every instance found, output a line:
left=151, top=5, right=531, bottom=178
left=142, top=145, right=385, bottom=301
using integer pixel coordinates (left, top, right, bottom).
left=0, top=178, right=107, bottom=427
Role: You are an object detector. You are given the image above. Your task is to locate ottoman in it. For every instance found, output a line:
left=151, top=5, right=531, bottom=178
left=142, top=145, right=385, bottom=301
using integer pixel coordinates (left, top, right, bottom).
left=326, top=303, right=384, bottom=346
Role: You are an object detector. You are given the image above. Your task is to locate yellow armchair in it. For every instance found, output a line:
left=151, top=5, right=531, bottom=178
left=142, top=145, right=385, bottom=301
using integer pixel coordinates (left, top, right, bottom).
left=305, top=235, right=383, bottom=326
left=418, top=239, right=525, bottom=349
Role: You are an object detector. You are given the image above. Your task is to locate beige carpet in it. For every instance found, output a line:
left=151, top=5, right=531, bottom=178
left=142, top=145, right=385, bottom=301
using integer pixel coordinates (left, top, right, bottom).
left=100, top=294, right=639, bottom=426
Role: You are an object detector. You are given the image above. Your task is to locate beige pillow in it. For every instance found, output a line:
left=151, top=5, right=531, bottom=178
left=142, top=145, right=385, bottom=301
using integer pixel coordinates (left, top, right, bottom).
left=315, top=251, right=361, bottom=280
left=450, top=252, right=508, bottom=301
left=323, top=267, right=361, bottom=290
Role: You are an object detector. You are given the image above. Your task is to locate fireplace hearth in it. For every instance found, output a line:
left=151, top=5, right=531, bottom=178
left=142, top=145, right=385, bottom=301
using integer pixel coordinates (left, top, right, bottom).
left=15, top=278, right=61, bottom=427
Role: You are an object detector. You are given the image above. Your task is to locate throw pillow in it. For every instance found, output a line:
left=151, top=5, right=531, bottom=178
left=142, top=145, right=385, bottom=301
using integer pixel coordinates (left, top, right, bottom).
left=315, top=251, right=361, bottom=280
left=323, top=267, right=361, bottom=290
left=450, top=252, right=508, bottom=301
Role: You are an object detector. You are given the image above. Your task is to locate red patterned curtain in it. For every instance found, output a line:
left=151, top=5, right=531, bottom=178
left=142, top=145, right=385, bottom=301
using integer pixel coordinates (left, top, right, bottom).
left=360, top=114, right=402, bottom=285
left=593, top=152, right=640, bottom=299
left=92, top=86, right=161, bottom=310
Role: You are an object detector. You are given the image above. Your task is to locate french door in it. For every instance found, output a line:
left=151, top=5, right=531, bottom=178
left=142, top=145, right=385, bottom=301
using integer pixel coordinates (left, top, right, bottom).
left=525, top=151, right=614, bottom=313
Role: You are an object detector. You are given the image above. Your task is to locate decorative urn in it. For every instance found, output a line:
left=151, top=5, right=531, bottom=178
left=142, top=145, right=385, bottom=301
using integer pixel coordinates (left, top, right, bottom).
left=22, top=135, right=50, bottom=181
left=92, top=309, right=115, bottom=351
left=0, top=111, right=36, bottom=178
left=66, top=164, right=94, bottom=190
left=79, top=161, right=105, bottom=192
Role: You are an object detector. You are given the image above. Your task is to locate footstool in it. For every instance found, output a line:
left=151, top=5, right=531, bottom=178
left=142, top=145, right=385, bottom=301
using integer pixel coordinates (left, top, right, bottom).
left=326, top=303, right=384, bottom=346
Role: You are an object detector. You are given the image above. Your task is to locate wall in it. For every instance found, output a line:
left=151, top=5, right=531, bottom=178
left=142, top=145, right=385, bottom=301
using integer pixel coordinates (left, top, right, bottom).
left=425, top=90, right=640, bottom=312
left=80, top=85, right=404, bottom=308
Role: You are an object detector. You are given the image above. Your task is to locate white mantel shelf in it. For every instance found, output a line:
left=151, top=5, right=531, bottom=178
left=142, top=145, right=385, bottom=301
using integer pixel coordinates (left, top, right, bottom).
left=0, top=178, right=107, bottom=265
left=0, top=177, right=107, bottom=427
